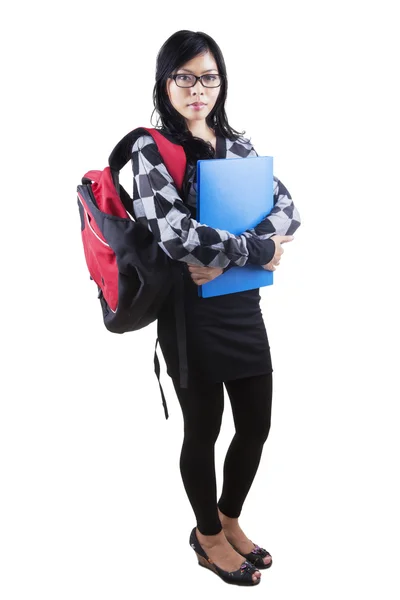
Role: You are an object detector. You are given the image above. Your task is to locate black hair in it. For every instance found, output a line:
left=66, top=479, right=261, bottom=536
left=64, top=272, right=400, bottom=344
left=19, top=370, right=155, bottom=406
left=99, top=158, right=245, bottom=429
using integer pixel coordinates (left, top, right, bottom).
left=150, top=30, right=247, bottom=165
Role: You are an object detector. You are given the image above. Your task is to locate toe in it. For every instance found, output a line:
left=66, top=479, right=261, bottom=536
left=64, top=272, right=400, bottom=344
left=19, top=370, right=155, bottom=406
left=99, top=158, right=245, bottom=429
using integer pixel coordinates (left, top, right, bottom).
left=264, top=556, right=272, bottom=565
left=252, top=570, right=261, bottom=583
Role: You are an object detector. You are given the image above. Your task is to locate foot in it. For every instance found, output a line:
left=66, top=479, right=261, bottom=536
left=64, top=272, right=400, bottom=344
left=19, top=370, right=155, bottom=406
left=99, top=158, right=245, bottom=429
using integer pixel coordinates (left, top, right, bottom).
left=195, top=528, right=261, bottom=584
left=217, top=507, right=272, bottom=567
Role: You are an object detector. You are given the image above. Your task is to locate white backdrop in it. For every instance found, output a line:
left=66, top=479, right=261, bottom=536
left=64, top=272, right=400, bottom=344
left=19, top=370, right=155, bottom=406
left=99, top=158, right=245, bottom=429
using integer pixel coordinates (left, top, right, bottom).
left=1, top=1, right=399, bottom=598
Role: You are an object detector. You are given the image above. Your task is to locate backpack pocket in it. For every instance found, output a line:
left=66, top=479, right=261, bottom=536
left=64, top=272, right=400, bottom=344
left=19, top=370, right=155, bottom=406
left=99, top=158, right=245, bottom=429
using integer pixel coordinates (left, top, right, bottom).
left=78, top=197, right=119, bottom=312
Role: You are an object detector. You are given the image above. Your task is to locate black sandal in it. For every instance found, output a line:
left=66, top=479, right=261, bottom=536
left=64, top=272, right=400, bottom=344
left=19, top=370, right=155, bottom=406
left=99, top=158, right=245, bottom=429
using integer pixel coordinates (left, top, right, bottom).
left=189, top=527, right=261, bottom=586
left=229, top=540, right=273, bottom=570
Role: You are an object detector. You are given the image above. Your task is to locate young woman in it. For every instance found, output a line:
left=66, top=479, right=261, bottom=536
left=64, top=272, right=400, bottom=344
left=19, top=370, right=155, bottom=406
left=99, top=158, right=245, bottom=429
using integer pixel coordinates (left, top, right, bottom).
left=131, top=30, right=301, bottom=586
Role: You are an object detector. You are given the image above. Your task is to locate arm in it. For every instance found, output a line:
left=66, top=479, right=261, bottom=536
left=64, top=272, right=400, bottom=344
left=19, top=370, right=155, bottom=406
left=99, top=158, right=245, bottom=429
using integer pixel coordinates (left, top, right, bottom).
left=131, top=135, right=276, bottom=269
left=245, top=146, right=302, bottom=239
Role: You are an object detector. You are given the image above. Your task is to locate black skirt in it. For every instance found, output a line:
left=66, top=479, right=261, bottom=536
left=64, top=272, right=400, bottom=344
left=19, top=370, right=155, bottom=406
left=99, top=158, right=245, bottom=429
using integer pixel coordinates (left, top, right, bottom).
left=157, top=263, right=273, bottom=384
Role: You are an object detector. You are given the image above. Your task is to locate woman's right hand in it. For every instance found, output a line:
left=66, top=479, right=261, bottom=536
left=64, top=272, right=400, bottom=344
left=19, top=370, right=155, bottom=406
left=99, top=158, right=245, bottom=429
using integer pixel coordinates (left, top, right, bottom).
left=262, top=235, right=294, bottom=271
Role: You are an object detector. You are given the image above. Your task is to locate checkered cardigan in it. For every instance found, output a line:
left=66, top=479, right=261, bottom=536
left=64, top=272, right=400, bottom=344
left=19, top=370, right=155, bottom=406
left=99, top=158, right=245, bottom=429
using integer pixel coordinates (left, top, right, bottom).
left=131, top=134, right=301, bottom=269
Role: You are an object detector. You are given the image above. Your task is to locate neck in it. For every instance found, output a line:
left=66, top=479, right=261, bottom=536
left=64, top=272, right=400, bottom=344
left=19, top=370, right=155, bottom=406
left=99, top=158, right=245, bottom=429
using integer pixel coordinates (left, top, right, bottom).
left=186, top=119, right=215, bottom=141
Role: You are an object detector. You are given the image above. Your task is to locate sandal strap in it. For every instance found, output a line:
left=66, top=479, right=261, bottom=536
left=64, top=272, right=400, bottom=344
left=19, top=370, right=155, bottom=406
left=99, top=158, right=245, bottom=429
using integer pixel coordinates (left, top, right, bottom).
left=246, top=553, right=267, bottom=569
left=230, top=541, right=272, bottom=568
left=250, top=543, right=271, bottom=558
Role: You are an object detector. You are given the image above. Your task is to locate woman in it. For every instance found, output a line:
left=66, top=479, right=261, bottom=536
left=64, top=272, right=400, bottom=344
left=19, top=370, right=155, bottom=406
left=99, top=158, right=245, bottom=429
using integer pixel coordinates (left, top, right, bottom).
left=131, top=30, right=301, bottom=586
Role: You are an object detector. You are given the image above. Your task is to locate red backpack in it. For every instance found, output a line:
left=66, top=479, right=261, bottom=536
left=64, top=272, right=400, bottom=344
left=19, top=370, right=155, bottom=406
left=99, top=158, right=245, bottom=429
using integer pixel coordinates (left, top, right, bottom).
left=76, top=127, right=188, bottom=419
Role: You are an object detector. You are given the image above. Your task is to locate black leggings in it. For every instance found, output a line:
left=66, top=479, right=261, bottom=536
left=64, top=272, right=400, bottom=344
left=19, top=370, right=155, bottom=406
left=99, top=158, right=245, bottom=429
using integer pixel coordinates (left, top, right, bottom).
left=172, top=372, right=273, bottom=536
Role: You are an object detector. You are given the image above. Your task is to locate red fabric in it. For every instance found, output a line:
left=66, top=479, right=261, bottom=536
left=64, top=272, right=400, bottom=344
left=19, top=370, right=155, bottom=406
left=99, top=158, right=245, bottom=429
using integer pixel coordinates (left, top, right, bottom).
left=83, top=168, right=128, bottom=218
left=78, top=190, right=119, bottom=311
left=77, top=189, right=107, bottom=242
left=143, top=128, right=186, bottom=191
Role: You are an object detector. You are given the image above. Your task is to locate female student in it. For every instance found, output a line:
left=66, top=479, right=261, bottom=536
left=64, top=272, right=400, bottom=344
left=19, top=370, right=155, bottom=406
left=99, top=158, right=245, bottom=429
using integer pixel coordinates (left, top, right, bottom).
left=131, top=30, right=301, bottom=586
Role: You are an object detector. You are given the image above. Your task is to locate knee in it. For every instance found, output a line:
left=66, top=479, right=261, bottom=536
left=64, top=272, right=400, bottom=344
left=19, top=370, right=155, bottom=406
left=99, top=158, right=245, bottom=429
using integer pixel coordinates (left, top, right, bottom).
left=260, top=421, right=271, bottom=444
left=184, top=422, right=222, bottom=446
left=237, top=416, right=271, bottom=445
left=253, top=424, right=271, bottom=445
left=259, top=415, right=272, bottom=442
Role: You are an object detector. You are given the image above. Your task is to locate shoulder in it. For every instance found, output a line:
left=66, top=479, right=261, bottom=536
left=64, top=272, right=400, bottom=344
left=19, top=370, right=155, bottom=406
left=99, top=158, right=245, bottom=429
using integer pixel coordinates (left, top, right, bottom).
left=236, top=134, right=253, bottom=146
left=131, top=130, right=182, bottom=154
left=131, top=133, right=156, bottom=152
left=226, top=133, right=253, bottom=147
left=131, top=133, right=164, bottom=174
left=225, top=134, right=255, bottom=158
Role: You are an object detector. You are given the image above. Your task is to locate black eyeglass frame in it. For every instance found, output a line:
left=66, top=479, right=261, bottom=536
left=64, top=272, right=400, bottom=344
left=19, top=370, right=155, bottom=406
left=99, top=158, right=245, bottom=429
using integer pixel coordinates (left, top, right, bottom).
left=168, top=73, right=224, bottom=88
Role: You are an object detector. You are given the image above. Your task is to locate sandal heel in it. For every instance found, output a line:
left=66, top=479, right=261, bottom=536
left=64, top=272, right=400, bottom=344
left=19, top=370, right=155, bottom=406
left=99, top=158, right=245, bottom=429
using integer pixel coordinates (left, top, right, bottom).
left=196, top=552, right=218, bottom=573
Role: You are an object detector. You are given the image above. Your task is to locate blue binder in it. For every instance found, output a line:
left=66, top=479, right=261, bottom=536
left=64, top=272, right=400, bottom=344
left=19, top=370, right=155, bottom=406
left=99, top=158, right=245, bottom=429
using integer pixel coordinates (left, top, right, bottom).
left=197, top=155, right=274, bottom=298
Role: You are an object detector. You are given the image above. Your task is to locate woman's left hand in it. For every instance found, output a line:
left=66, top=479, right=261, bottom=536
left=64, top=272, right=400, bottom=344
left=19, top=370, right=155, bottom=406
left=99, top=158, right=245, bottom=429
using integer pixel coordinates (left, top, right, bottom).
left=187, top=265, right=223, bottom=286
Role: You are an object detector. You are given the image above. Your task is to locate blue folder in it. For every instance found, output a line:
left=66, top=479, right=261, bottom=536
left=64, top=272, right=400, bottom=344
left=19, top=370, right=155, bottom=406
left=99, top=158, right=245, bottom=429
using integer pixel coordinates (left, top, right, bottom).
left=197, top=155, right=274, bottom=298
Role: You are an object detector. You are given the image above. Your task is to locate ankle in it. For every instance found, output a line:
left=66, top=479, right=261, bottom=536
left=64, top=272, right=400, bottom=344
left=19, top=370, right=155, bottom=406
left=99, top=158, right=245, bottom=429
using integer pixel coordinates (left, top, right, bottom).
left=217, top=507, right=239, bottom=527
left=196, top=527, right=225, bottom=546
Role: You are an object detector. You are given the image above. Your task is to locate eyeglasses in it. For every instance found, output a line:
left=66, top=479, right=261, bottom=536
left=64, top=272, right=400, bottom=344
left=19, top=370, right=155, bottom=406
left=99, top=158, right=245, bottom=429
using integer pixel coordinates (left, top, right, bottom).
left=169, top=73, right=223, bottom=88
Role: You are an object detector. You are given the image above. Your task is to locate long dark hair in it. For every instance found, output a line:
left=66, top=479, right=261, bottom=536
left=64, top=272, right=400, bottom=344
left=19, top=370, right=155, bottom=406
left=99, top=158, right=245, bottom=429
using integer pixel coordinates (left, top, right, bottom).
left=151, top=30, right=247, bottom=164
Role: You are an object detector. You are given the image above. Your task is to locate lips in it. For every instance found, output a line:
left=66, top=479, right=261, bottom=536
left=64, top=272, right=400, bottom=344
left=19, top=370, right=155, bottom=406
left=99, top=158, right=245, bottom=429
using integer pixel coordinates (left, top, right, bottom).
left=189, top=102, right=206, bottom=107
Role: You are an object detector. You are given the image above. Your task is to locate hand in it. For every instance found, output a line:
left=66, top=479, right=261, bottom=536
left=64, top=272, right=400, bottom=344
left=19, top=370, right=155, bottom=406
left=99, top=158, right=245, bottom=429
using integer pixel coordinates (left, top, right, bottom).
left=262, top=235, right=294, bottom=271
left=187, top=265, right=224, bottom=286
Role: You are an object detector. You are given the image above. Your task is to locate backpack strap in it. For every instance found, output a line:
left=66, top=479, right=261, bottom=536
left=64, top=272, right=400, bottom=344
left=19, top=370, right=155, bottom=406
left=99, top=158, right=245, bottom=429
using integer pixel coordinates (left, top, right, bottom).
left=154, top=337, right=169, bottom=419
left=172, top=261, right=189, bottom=390
left=108, top=127, right=186, bottom=193
left=144, top=129, right=186, bottom=191
left=153, top=261, right=188, bottom=419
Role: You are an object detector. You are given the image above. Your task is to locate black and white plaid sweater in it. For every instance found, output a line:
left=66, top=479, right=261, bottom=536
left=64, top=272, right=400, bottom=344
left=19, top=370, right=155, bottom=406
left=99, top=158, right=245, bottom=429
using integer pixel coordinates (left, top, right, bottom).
left=131, top=133, right=301, bottom=268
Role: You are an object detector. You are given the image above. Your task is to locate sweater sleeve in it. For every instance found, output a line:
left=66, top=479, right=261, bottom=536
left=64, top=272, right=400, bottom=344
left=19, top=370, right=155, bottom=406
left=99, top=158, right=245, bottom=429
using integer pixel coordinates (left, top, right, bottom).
left=131, top=134, right=276, bottom=268
left=245, top=146, right=302, bottom=238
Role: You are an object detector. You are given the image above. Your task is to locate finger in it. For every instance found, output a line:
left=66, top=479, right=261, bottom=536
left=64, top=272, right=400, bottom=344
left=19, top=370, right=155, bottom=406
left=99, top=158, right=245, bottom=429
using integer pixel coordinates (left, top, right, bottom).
left=193, top=279, right=208, bottom=286
left=191, top=275, right=209, bottom=283
left=192, top=270, right=215, bottom=278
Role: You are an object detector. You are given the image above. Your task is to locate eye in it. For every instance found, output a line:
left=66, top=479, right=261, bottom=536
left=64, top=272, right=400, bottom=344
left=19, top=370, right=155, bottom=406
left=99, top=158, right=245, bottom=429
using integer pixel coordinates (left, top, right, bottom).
left=176, top=74, right=191, bottom=81
left=203, top=75, right=217, bottom=81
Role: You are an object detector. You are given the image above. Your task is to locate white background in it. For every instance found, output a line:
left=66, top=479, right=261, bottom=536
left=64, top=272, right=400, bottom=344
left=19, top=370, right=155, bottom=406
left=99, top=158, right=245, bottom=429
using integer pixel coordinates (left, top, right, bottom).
left=1, top=0, right=399, bottom=598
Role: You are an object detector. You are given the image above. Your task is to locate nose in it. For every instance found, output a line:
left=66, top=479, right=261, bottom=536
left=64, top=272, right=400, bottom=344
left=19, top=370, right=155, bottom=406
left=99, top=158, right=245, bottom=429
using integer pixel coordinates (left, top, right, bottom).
left=191, top=79, right=204, bottom=96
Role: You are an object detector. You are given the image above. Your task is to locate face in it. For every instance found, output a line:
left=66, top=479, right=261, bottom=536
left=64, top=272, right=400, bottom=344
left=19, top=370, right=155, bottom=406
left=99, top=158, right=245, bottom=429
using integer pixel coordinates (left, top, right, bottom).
left=166, top=51, right=221, bottom=127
